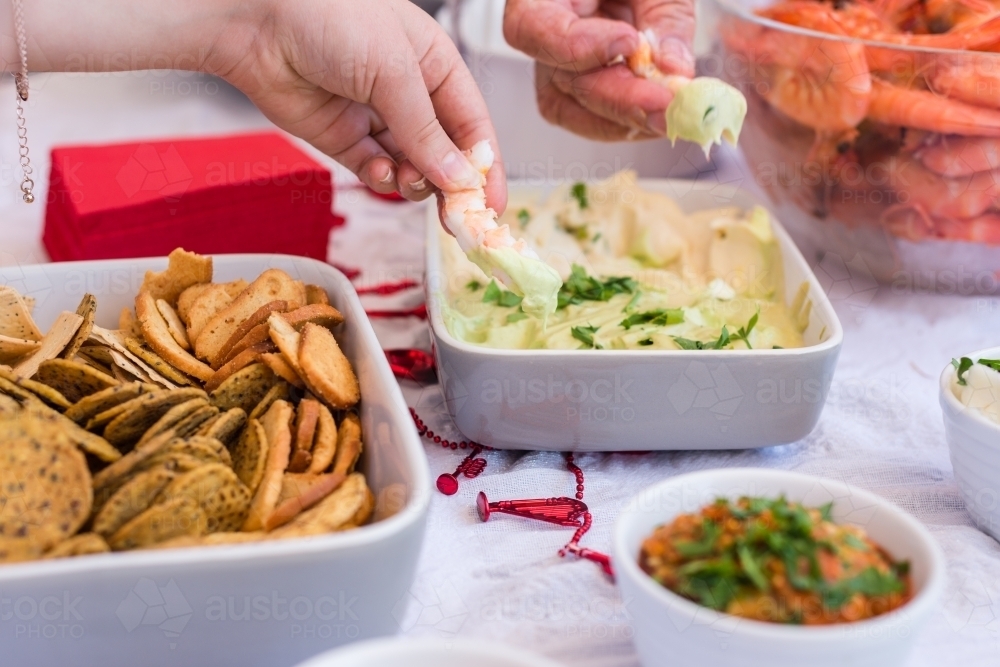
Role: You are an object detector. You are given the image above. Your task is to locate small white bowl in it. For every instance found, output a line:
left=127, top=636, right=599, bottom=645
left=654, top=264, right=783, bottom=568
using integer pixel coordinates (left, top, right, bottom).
left=940, top=346, right=1000, bottom=541
left=294, top=636, right=563, bottom=667
left=613, top=468, right=946, bottom=667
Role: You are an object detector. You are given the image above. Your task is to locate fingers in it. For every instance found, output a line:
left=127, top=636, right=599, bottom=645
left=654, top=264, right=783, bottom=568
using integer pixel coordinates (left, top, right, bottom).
left=396, top=159, right=435, bottom=202
left=330, top=135, right=399, bottom=194
left=545, top=61, right=674, bottom=135
left=629, top=0, right=697, bottom=77
left=504, top=0, right=638, bottom=73
left=536, top=64, right=659, bottom=141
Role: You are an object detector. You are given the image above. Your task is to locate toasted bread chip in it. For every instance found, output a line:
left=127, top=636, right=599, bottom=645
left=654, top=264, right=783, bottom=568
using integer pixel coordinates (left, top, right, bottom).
left=213, top=300, right=289, bottom=370
left=209, top=362, right=276, bottom=413
left=271, top=473, right=371, bottom=537
left=332, top=412, right=363, bottom=476
left=0, top=538, right=44, bottom=563
left=308, top=405, right=338, bottom=474
left=134, top=398, right=210, bottom=447
left=305, top=284, right=330, bottom=306
left=60, top=293, right=97, bottom=360
left=288, top=399, right=321, bottom=473
left=267, top=313, right=304, bottom=376
left=299, top=323, right=360, bottom=410
left=0, top=286, right=42, bottom=341
left=204, top=341, right=275, bottom=393
left=93, top=467, right=177, bottom=537
left=64, top=382, right=156, bottom=424
left=200, top=407, right=246, bottom=445
left=156, top=299, right=191, bottom=350
left=231, top=418, right=269, bottom=493
left=136, top=291, right=214, bottom=381
left=283, top=304, right=345, bottom=329
left=248, top=380, right=292, bottom=421
left=242, top=399, right=293, bottom=531
left=218, top=322, right=271, bottom=367
left=198, top=269, right=306, bottom=366
left=140, top=248, right=213, bottom=305
left=176, top=283, right=213, bottom=324
left=0, top=420, right=92, bottom=550
left=13, top=311, right=84, bottom=379
left=100, top=388, right=207, bottom=448
left=157, top=463, right=251, bottom=532
left=185, top=281, right=248, bottom=343
left=20, top=397, right=123, bottom=463
left=121, top=336, right=194, bottom=387
left=118, top=307, right=141, bottom=338
left=0, top=366, right=72, bottom=410
left=259, top=352, right=305, bottom=389
left=35, top=358, right=118, bottom=404
left=0, top=334, right=40, bottom=364
left=108, top=495, right=207, bottom=551
left=265, top=472, right=346, bottom=531
left=42, top=533, right=110, bottom=559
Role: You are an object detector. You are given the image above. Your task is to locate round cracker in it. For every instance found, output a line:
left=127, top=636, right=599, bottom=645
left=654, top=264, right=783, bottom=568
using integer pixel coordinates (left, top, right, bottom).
left=101, top=388, right=207, bottom=448
left=93, top=466, right=178, bottom=538
left=35, top=358, right=119, bottom=404
left=0, top=366, right=72, bottom=410
left=133, top=398, right=210, bottom=448
left=42, top=532, right=110, bottom=559
left=200, top=408, right=246, bottom=446
left=298, top=323, right=360, bottom=409
left=155, top=463, right=251, bottom=533
left=108, top=495, right=207, bottom=551
left=64, top=382, right=157, bottom=424
left=232, top=418, right=269, bottom=493
left=209, top=363, right=276, bottom=413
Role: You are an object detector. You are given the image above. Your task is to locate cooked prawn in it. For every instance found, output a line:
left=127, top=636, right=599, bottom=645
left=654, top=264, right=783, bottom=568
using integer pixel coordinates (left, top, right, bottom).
left=867, top=78, right=1000, bottom=135
left=917, top=135, right=1000, bottom=176
left=927, top=57, right=1000, bottom=109
left=885, top=158, right=1000, bottom=219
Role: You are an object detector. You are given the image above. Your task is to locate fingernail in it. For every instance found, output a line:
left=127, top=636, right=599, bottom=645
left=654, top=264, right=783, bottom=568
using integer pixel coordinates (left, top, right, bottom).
left=656, top=37, right=696, bottom=77
left=609, top=35, right=635, bottom=61
left=379, top=167, right=395, bottom=185
left=441, top=152, right=481, bottom=189
left=645, top=111, right=667, bottom=136
left=409, top=177, right=427, bottom=192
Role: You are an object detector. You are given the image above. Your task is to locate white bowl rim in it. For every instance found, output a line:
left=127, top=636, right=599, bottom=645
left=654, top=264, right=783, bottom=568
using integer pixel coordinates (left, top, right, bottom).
left=0, top=254, right=433, bottom=583
left=939, top=345, right=1000, bottom=434
left=295, top=636, right=564, bottom=667
left=613, top=467, right=948, bottom=642
left=426, top=178, right=844, bottom=359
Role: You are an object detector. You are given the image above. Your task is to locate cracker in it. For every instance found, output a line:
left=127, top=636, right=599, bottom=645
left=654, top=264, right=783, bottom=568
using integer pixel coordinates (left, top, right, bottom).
left=20, top=397, right=123, bottom=463
left=92, top=430, right=181, bottom=491
left=140, top=248, right=213, bottom=305
left=308, top=404, right=338, bottom=474
left=121, top=336, right=194, bottom=387
left=156, top=463, right=251, bottom=532
left=248, top=380, right=291, bottom=421
left=60, top=293, right=97, bottom=360
left=0, top=393, right=18, bottom=416
left=209, top=363, right=276, bottom=413
left=156, top=299, right=191, bottom=350
left=305, top=284, right=330, bottom=306
left=0, top=366, right=72, bottom=410
left=108, top=495, right=207, bottom=551
left=265, top=472, right=346, bottom=531
left=196, top=269, right=306, bottom=366
left=231, top=418, right=269, bottom=493
left=100, top=388, right=207, bottom=448
left=118, top=307, right=141, bottom=338
left=242, top=399, right=293, bottom=531
left=218, top=322, right=271, bottom=367
left=0, top=285, right=42, bottom=341
left=298, top=323, right=360, bottom=410
left=0, top=334, right=40, bottom=364
left=76, top=343, right=114, bottom=368
left=260, top=352, right=305, bottom=389
left=35, top=358, right=118, bottom=404
left=0, top=375, right=33, bottom=402
left=270, top=473, right=371, bottom=537
left=133, top=397, right=209, bottom=448
left=185, top=283, right=237, bottom=344
left=13, top=311, right=84, bottom=379
left=89, top=326, right=178, bottom=388
left=92, top=467, right=177, bottom=537
left=288, top=398, right=321, bottom=473
left=136, top=291, right=214, bottom=381
left=267, top=313, right=304, bottom=377
left=332, top=412, right=363, bottom=476
left=177, top=283, right=213, bottom=324
left=213, top=300, right=289, bottom=370
left=152, top=435, right=232, bottom=468
left=64, top=382, right=155, bottom=424
left=0, top=537, right=44, bottom=563
left=0, top=420, right=92, bottom=550
left=199, top=407, right=246, bottom=446
left=283, top=304, right=345, bottom=330
left=204, top=341, right=275, bottom=393
left=42, top=533, right=110, bottom=559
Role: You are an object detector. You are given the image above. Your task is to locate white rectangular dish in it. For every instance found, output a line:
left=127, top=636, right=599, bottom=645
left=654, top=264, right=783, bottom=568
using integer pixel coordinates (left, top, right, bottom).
left=0, top=254, right=430, bottom=667
left=426, top=179, right=843, bottom=451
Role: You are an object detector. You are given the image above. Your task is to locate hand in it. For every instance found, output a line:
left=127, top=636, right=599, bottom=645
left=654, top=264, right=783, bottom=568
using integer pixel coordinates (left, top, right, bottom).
left=9, top=0, right=506, bottom=211
left=504, top=0, right=696, bottom=141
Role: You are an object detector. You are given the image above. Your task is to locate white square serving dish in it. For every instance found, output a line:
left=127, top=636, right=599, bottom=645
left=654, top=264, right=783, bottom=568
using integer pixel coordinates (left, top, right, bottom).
left=425, top=179, right=843, bottom=451
left=0, top=254, right=430, bottom=667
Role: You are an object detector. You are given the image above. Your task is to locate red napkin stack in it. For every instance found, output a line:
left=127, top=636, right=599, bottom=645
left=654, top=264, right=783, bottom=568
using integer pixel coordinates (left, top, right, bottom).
left=43, top=132, right=342, bottom=262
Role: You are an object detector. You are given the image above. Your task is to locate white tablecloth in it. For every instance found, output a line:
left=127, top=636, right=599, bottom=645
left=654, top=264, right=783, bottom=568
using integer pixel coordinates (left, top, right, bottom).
left=2, top=73, right=999, bottom=667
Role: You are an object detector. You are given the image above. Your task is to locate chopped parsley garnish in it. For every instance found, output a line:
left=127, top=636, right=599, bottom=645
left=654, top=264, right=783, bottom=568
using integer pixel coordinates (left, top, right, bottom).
left=624, top=291, right=642, bottom=313
left=506, top=310, right=528, bottom=324
left=466, top=279, right=483, bottom=291
left=953, top=356, right=1000, bottom=385
left=592, top=232, right=602, bottom=243
left=703, top=105, right=715, bottom=121
left=571, top=324, right=601, bottom=349
left=620, top=308, right=685, bottom=330
left=638, top=338, right=654, bottom=346
left=571, top=225, right=590, bottom=241
left=671, top=311, right=758, bottom=351
left=570, top=182, right=588, bottom=209
left=516, top=208, right=531, bottom=227
left=558, top=264, right=636, bottom=309
left=730, top=309, right=759, bottom=349
left=482, top=280, right=523, bottom=308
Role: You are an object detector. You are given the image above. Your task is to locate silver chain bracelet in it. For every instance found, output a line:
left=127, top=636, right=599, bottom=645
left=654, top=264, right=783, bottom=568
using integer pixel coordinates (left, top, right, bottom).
left=12, top=0, right=33, bottom=203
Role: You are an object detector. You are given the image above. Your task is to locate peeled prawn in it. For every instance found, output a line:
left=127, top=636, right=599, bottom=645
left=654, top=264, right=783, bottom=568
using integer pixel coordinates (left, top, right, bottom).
left=886, top=159, right=1000, bottom=220
left=917, top=135, right=1000, bottom=177
left=441, top=140, right=561, bottom=320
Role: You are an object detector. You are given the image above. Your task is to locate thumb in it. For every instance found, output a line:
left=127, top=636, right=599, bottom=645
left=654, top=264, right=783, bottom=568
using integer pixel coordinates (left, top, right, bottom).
left=629, top=0, right=697, bottom=78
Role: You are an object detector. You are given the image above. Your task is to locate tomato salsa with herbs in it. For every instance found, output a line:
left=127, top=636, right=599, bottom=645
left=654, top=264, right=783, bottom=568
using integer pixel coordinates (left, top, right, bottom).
left=639, top=496, right=912, bottom=625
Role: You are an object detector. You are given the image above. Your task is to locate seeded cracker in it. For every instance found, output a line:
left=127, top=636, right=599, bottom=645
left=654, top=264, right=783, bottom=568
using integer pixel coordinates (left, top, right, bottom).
left=156, top=463, right=251, bottom=532
left=92, top=467, right=178, bottom=537
left=35, top=358, right=119, bottom=403
left=60, top=293, right=97, bottom=360
left=108, top=495, right=207, bottom=551
left=231, top=418, right=269, bottom=493
left=210, top=363, right=276, bottom=413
